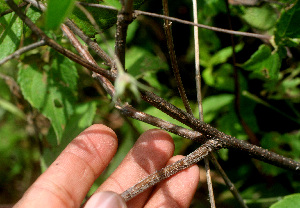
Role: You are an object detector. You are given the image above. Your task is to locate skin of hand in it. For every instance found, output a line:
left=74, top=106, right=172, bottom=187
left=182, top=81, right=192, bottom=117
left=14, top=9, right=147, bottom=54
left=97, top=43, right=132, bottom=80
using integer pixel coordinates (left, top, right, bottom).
left=13, top=124, right=200, bottom=208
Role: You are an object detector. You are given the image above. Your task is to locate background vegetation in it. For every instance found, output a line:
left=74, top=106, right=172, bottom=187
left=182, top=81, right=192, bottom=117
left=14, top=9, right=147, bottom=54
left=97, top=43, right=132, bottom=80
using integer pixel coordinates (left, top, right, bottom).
left=0, top=0, right=300, bottom=207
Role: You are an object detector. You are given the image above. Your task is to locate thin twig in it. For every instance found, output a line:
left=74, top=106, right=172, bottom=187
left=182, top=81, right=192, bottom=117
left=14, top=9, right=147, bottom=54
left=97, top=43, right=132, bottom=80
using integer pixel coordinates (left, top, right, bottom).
left=191, top=0, right=215, bottom=207
left=117, top=103, right=205, bottom=143
left=0, top=73, right=22, bottom=99
left=204, top=158, right=215, bottom=207
left=77, top=2, right=271, bottom=40
left=60, top=24, right=115, bottom=98
left=24, top=0, right=113, bottom=66
left=65, top=19, right=114, bottom=67
left=162, top=0, right=193, bottom=115
left=0, top=1, right=28, bottom=17
left=6, top=0, right=115, bottom=81
left=0, top=40, right=46, bottom=65
left=121, top=139, right=222, bottom=201
left=6, top=2, right=300, bottom=203
left=224, top=0, right=260, bottom=146
left=141, top=90, right=300, bottom=172
left=209, top=155, right=248, bottom=208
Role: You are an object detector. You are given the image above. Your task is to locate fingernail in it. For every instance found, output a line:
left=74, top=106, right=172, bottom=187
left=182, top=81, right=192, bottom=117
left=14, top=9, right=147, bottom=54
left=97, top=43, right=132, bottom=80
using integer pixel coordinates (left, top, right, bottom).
left=84, top=191, right=127, bottom=208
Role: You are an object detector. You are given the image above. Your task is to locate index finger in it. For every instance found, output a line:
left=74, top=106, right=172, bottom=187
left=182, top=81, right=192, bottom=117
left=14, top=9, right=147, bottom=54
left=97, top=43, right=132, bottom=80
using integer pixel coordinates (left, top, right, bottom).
left=14, top=124, right=118, bottom=208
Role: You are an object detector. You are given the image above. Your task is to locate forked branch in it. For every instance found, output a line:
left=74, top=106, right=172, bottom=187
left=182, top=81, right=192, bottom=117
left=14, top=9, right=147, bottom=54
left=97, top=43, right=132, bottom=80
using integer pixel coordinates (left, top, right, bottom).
left=121, top=139, right=222, bottom=201
left=77, top=1, right=271, bottom=40
left=7, top=0, right=300, bottom=173
left=5, top=1, right=300, bottom=206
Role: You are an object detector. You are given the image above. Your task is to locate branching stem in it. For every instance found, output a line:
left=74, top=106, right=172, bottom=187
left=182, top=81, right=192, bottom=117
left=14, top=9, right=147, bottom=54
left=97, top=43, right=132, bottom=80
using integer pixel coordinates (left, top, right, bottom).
left=78, top=2, right=271, bottom=40
left=4, top=1, right=300, bottom=206
left=6, top=0, right=115, bottom=81
left=121, top=139, right=222, bottom=201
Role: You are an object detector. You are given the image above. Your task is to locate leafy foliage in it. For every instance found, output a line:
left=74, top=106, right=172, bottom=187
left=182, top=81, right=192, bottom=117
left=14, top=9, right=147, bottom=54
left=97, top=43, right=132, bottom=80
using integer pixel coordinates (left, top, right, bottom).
left=70, top=0, right=145, bottom=36
left=0, top=0, right=300, bottom=207
left=242, top=44, right=281, bottom=80
left=0, top=13, right=23, bottom=60
left=18, top=53, right=78, bottom=144
left=270, top=193, right=300, bottom=208
left=46, top=0, right=76, bottom=30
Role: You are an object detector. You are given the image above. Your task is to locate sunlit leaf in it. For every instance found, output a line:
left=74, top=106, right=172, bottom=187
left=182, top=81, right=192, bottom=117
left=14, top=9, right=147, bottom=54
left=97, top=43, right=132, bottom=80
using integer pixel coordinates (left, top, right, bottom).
left=242, top=44, right=280, bottom=80
left=202, top=94, right=234, bottom=123
left=0, top=13, right=23, bottom=60
left=276, top=0, right=300, bottom=39
left=0, top=0, right=22, bottom=13
left=270, top=193, right=300, bottom=208
left=18, top=54, right=78, bottom=143
left=241, top=5, right=277, bottom=31
left=70, top=0, right=145, bottom=36
left=126, top=47, right=168, bottom=78
left=46, top=0, right=76, bottom=30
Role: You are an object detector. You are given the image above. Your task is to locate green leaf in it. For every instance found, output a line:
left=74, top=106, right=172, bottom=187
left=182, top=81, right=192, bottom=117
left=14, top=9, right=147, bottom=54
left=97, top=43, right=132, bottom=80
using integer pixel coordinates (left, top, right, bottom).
left=0, top=0, right=22, bottom=13
left=125, top=46, right=168, bottom=91
left=18, top=54, right=78, bottom=143
left=216, top=95, right=258, bottom=141
left=0, top=13, right=23, bottom=60
left=24, top=7, right=42, bottom=32
left=205, top=43, right=244, bottom=67
left=70, top=0, right=145, bottom=37
left=70, top=0, right=118, bottom=36
left=45, top=0, right=76, bottom=30
left=202, top=44, right=243, bottom=88
left=51, top=54, right=78, bottom=91
left=241, top=5, right=277, bottom=31
left=276, top=0, right=300, bottom=39
left=202, top=94, right=234, bottom=123
left=242, top=44, right=281, bottom=80
left=126, top=47, right=168, bottom=78
left=261, top=131, right=300, bottom=161
left=41, top=101, right=97, bottom=170
left=134, top=97, right=194, bottom=155
left=270, top=193, right=300, bottom=208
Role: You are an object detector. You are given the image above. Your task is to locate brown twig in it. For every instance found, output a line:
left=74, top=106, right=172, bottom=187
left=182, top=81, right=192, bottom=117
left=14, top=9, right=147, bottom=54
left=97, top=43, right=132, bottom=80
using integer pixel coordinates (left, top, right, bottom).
left=77, top=2, right=271, bottom=40
left=224, top=0, right=260, bottom=146
left=121, top=139, right=222, bottom=201
left=162, top=0, right=193, bottom=115
left=117, top=103, right=205, bottom=143
left=60, top=24, right=115, bottom=98
left=0, top=1, right=27, bottom=17
left=6, top=0, right=115, bottom=81
left=65, top=19, right=113, bottom=66
left=5, top=2, right=300, bottom=207
left=191, top=0, right=215, bottom=206
left=24, top=0, right=113, bottom=67
left=11, top=0, right=299, bottom=172
left=114, top=0, right=134, bottom=68
left=209, top=155, right=248, bottom=208
left=140, top=91, right=300, bottom=172
left=0, top=40, right=46, bottom=65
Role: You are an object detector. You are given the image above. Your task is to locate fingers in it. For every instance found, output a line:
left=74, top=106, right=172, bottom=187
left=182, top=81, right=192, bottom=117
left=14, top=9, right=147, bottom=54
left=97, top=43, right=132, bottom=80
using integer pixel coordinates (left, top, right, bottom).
left=14, top=124, right=118, bottom=208
left=95, top=129, right=175, bottom=208
left=144, top=155, right=200, bottom=208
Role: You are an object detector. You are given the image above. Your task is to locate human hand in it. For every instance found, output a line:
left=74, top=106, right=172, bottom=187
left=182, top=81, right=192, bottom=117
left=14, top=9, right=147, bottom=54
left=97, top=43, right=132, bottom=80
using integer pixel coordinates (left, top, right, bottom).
left=14, top=124, right=200, bottom=208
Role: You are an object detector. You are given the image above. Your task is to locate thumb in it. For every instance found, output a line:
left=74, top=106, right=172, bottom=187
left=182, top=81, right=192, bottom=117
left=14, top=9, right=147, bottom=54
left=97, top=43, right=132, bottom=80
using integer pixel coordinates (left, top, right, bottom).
left=84, top=191, right=127, bottom=208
